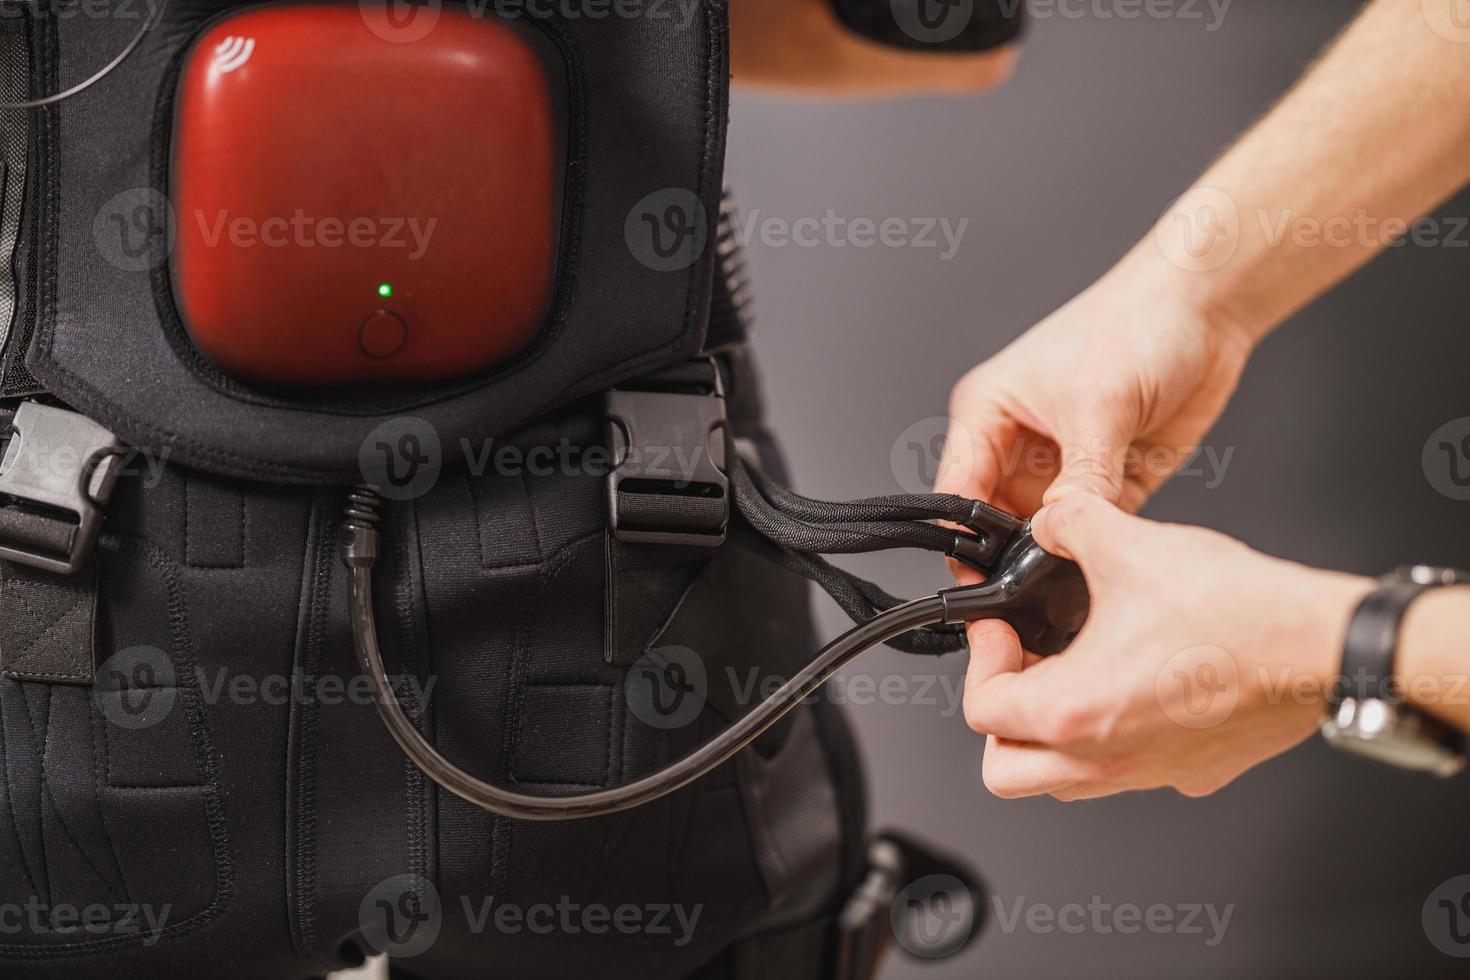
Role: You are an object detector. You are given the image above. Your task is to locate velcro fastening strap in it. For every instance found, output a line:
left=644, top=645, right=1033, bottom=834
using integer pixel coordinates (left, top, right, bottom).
left=0, top=557, right=98, bottom=685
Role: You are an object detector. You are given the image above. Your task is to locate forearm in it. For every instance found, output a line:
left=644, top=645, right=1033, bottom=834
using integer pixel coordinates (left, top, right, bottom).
left=1399, top=587, right=1470, bottom=732
left=1132, top=0, right=1470, bottom=343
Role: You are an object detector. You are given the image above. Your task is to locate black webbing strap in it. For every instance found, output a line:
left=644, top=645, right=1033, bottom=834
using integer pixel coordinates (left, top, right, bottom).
left=0, top=502, right=75, bottom=556
left=603, top=358, right=733, bottom=666
left=0, top=557, right=98, bottom=684
left=0, top=404, right=120, bottom=686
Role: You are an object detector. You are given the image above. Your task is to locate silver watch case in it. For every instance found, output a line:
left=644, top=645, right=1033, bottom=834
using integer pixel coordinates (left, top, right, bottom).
left=1321, top=696, right=1466, bottom=777
left=1320, top=565, right=1468, bottom=777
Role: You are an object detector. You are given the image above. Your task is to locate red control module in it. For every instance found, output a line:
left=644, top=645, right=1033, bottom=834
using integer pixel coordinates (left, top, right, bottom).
left=171, top=4, right=559, bottom=386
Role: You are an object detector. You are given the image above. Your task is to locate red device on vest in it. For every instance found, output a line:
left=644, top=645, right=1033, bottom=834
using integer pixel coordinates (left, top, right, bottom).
left=170, top=4, right=560, bottom=386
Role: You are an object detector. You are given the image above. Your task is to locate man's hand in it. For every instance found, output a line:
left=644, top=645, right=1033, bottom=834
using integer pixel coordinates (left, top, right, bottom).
left=936, top=257, right=1254, bottom=515
left=963, top=494, right=1372, bottom=800
left=939, top=0, right=1470, bottom=517
left=731, top=0, right=1017, bottom=96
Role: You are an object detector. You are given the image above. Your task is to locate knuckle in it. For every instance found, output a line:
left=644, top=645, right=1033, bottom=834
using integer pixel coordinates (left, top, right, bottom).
left=982, top=766, right=1023, bottom=800
left=963, top=698, right=989, bottom=736
left=1045, top=493, right=1094, bottom=536
left=1045, top=697, right=1100, bottom=745
left=1088, top=697, right=1127, bottom=746
left=980, top=744, right=1023, bottom=799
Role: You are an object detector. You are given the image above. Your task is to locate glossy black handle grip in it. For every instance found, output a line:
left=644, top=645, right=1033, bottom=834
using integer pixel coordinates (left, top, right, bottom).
left=941, top=527, right=1090, bottom=656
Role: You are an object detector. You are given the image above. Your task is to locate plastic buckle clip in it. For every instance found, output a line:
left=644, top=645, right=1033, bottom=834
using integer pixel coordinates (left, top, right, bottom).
left=0, top=402, right=123, bottom=575
left=606, top=369, right=729, bottom=547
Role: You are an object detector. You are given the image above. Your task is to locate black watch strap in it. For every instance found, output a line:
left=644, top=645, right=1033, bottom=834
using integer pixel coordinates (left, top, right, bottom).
left=1337, top=581, right=1433, bottom=703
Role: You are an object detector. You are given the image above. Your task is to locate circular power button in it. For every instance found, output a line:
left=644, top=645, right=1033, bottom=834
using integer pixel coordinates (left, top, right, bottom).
left=359, top=311, right=407, bottom=358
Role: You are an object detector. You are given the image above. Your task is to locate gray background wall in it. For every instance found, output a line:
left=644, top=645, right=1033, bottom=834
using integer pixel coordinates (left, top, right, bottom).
left=725, top=1, right=1470, bottom=976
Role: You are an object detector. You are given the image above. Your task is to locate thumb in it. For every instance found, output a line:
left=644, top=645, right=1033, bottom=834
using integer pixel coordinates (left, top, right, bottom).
left=1030, top=492, right=1135, bottom=567
left=1044, top=415, right=1134, bottom=506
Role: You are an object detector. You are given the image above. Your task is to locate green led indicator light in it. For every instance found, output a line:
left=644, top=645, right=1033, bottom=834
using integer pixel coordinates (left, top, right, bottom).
left=377, top=282, right=394, bottom=299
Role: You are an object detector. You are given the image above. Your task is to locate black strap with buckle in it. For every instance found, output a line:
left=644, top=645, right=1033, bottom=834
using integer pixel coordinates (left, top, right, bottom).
left=606, top=357, right=730, bottom=547
left=602, top=359, right=731, bottom=666
left=0, top=401, right=123, bottom=685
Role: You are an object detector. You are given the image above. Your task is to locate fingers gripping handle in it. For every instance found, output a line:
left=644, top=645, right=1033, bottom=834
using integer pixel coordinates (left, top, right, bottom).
left=941, top=527, right=1091, bottom=657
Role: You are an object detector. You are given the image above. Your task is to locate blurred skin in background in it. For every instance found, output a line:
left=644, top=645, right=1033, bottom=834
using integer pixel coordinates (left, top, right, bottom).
left=733, top=0, right=1470, bottom=801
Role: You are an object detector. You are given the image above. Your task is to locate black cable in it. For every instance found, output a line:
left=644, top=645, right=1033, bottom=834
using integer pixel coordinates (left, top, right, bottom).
left=343, top=466, right=1090, bottom=820
left=345, top=495, right=957, bottom=820
left=740, top=459, right=977, bottom=525
left=1, top=0, right=170, bottom=109
left=729, top=520, right=967, bottom=656
left=732, top=459, right=962, bottom=557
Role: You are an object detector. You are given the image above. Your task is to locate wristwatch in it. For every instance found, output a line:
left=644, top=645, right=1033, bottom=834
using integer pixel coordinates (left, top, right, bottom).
left=1320, top=565, right=1468, bottom=777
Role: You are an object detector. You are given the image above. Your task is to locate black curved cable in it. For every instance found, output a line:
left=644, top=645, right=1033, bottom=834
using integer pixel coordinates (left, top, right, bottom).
left=341, top=467, right=1088, bottom=821
left=2, top=0, right=170, bottom=110
left=346, top=502, right=951, bottom=820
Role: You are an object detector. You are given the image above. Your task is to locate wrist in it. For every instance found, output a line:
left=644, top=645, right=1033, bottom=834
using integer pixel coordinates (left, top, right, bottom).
left=1397, top=587, right=1470, bottom=732
left=1107, top=241, right=1264, bottom=358
left=1300, top=570, right=1376, bottom=704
